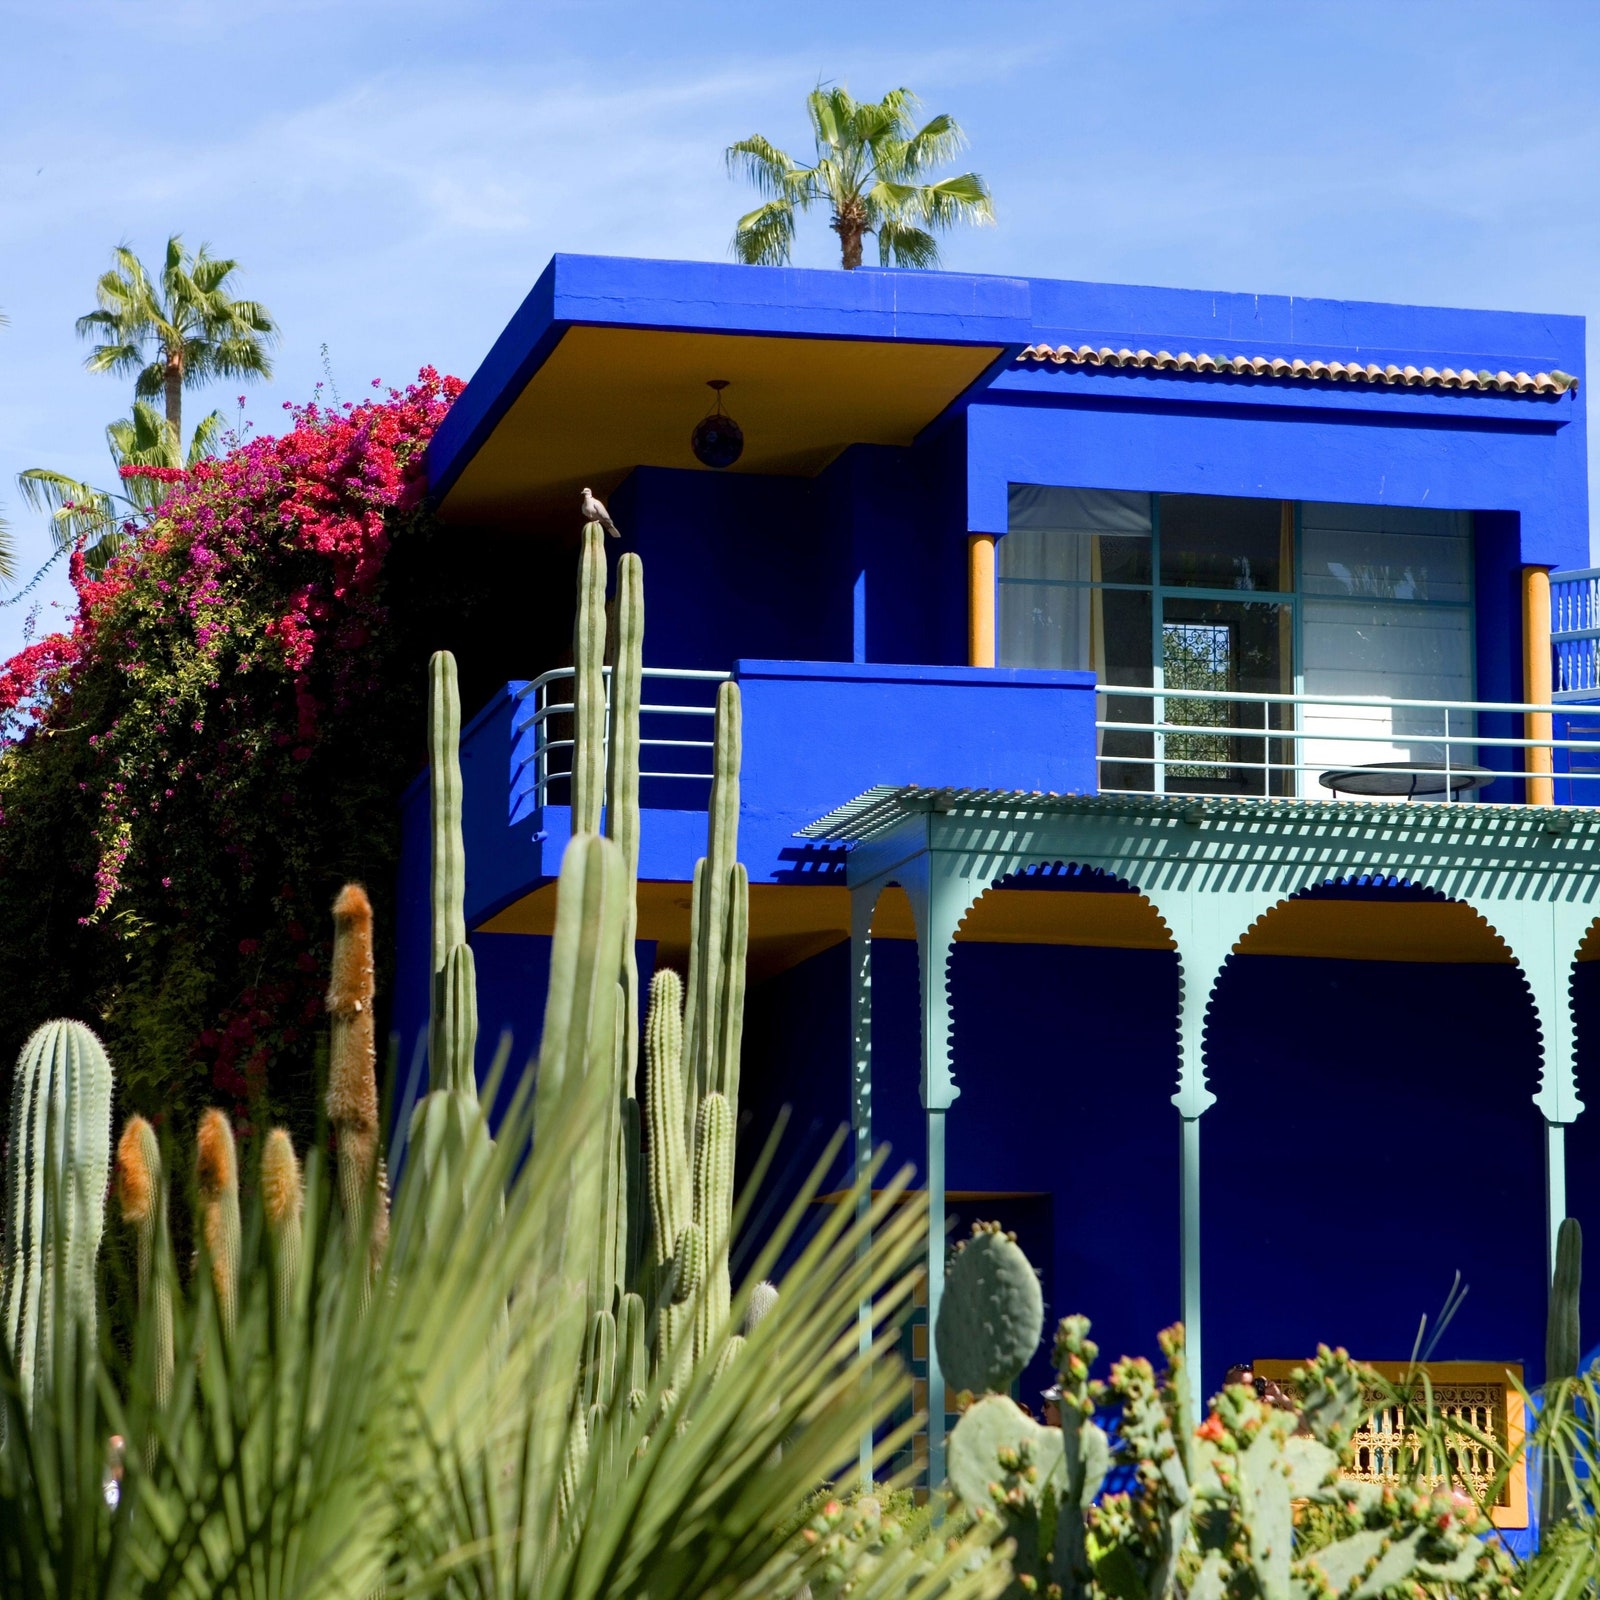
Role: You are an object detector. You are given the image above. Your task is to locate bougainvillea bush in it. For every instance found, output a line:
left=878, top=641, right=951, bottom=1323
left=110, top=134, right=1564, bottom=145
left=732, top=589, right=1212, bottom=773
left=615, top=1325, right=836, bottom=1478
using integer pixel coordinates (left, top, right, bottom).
left=0, top=370, right=473, bottom=1142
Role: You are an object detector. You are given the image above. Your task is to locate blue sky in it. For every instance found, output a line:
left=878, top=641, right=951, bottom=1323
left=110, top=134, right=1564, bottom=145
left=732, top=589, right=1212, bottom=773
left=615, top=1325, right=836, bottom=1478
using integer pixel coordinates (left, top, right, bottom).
left=1, top=0, right=1597, bottom=657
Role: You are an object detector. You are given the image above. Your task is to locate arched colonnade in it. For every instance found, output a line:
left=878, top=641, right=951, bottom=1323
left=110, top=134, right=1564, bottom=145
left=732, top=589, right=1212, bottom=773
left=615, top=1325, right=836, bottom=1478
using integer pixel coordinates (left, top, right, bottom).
left=801, top=785, right=1600, bottom=1488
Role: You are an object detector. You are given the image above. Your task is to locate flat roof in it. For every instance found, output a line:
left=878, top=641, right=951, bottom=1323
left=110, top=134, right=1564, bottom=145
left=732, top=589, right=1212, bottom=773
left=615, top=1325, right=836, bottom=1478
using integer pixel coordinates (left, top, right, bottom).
left=428, top=253, right=1585, bottom=529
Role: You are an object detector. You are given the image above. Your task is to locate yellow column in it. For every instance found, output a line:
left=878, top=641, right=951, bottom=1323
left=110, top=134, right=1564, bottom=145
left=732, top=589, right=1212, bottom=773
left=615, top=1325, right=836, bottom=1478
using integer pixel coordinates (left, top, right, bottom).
left=1523, top=565, right=1554, bottom=806
left=968, top=534, right=996, bottom=668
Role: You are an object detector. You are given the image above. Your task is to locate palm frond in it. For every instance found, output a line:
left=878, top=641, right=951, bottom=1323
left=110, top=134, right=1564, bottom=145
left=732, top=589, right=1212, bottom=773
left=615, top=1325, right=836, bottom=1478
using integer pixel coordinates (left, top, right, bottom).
left=916, top=171, right=995, bottom=225
left=725, top=136, right=815, bottom=203
left=897, top=112, right=967, bottom=176
left=187, top=410, right=224, bottom=465
left=731, top=200, right=799, bottom=267
left=875, top=221, right=941, bottom=270
left=15, top=468, right=116, bottom=549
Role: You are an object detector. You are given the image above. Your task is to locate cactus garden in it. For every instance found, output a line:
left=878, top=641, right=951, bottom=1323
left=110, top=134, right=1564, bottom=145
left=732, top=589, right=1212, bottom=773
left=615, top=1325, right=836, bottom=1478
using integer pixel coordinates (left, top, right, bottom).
left=0, top=515, right=1597, bottom=1596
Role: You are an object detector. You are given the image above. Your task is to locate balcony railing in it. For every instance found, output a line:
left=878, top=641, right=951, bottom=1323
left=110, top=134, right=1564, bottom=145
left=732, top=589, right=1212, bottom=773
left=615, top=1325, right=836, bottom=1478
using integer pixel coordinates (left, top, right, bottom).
left=516, top=665, right=732, bottom=810
left=1096, top=684, right=1600, bottom=799
left=1552, top=567, right=1600, bottom=700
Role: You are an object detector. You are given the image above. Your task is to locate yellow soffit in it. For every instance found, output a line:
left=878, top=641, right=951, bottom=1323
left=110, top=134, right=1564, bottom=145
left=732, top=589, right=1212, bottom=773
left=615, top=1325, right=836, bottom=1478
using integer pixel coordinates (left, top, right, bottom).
left=439, top=325, right=1004, bottom=526
left=481, top=883, right=1520, bottom=969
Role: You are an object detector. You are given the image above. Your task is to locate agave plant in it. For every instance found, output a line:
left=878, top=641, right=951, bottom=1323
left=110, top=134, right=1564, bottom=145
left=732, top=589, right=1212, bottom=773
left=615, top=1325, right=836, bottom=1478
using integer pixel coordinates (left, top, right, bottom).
left=0, top=855, right=1002, bottom=1600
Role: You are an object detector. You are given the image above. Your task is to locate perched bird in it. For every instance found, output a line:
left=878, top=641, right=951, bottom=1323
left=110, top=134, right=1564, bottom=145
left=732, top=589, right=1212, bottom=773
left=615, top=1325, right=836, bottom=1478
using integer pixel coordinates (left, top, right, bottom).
left=580, top=487, right=620, bottom=538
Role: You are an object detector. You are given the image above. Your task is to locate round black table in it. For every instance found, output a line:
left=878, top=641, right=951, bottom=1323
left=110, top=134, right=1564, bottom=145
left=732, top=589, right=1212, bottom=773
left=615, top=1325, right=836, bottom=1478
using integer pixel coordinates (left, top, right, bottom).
left=1317, top=761, right=1495, bottom=799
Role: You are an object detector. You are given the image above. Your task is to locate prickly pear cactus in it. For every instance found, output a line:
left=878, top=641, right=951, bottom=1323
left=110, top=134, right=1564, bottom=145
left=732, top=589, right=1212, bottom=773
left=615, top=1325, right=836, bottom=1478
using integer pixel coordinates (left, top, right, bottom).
left=936, top=1221, right=1044, bottom=1397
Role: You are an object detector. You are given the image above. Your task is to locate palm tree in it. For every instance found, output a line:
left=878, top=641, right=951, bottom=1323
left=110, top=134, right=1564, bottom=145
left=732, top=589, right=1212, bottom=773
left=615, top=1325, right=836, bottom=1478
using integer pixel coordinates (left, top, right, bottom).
left=727, top=86, right=994, bottom=270
left=76, top=236, right=276, bottom=440
left=17, top=403, right=221, bottom=571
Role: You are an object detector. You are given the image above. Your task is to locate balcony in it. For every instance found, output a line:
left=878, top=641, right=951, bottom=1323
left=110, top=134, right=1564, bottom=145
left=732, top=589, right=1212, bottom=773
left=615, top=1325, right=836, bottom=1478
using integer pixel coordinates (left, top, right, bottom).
left=1094, top=684, right=1600, bottom=803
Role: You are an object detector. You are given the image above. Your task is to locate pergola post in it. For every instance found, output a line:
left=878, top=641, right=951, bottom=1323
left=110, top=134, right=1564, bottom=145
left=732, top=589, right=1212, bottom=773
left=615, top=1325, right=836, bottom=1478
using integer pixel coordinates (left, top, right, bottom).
left=899, top=852, right=972, bottom=1493
left=848, top=885, right=876, bottom=1485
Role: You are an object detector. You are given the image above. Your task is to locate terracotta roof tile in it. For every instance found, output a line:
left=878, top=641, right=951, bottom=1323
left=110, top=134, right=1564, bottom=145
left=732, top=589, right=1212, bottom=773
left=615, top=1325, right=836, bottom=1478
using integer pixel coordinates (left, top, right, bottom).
left=1016, top=343, right=1578, bottom=396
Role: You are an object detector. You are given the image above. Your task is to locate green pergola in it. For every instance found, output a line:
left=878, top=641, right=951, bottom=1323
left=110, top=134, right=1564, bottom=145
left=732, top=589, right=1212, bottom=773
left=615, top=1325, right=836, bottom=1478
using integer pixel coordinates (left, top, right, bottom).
left=798, top=786, right=1600, bottom=1486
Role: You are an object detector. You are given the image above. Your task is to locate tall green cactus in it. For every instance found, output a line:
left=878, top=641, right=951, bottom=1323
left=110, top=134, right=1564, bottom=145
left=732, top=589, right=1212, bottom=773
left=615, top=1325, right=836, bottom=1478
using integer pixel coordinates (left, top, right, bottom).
left=116, top=1113, right=175, bottom=1406
left=411, top=650, right=492, bottom=1222
left=1, top=1020, right=113, bottom=1417
left=425, top=649, right=479, bottom=1100
left=566, top=506, right=752, bottom=1396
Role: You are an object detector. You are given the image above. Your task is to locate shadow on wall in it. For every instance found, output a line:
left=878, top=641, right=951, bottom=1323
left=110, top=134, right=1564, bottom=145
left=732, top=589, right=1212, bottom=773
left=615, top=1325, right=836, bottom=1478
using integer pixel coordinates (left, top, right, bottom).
left=1204, top=948, right=1545, bottom=1391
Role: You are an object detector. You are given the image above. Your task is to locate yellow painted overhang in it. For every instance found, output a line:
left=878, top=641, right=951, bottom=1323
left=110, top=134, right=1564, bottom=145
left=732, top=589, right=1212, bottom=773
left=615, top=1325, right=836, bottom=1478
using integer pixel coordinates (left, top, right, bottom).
left=478, top=881, right=1526, bottom=978
left=438, top=325, right=1003, bottom=527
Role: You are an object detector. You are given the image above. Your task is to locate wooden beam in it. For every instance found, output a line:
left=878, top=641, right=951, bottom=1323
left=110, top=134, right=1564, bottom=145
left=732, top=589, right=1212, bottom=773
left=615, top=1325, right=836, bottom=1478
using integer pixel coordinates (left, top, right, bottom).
left=968, top=534, right=997, bottom=667
left=1523, top=565, right=1554, bottom=806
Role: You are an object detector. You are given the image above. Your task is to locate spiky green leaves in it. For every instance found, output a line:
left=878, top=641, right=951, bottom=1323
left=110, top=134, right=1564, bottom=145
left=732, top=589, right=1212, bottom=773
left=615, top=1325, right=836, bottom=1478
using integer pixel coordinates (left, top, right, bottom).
left=936, top=1221, right=1044, bottom=1397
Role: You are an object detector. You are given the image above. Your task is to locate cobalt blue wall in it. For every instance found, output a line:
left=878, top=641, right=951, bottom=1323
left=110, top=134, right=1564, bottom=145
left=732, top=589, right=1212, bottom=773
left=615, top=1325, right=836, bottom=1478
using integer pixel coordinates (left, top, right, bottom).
left=1562, top=960, right=1600, bottom=1348
left=946, top=938, right=1183, bottom=1392
left=1204, top=951, right=1547, bottom=1391
left=736, top=660, right=1098, bottom=880
left=610, top=466, right=851, bottom=670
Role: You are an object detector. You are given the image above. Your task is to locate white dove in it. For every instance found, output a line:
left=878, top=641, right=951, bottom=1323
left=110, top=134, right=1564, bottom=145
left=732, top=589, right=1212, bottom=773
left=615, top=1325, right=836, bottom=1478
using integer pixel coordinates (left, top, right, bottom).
left=580, top=487, right=620, bottom=538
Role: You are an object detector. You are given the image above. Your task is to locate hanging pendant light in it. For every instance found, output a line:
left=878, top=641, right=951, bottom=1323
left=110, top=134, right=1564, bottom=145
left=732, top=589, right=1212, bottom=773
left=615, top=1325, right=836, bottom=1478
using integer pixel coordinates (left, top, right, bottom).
left=691, top=379, right=744, bottom=469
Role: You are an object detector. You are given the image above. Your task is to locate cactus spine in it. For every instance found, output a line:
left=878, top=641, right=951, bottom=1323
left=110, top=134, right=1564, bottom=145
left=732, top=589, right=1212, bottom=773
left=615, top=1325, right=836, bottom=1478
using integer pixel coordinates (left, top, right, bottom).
left=261, top=1129, right=305, bottom=1331
left=196, top=1108, right=241, bottom=1339
left=1, top=1020, right=113, bottom=1416
left=116, top=1113, right=174, bottom=1406
left=326, top=882, right=387, bottom=1264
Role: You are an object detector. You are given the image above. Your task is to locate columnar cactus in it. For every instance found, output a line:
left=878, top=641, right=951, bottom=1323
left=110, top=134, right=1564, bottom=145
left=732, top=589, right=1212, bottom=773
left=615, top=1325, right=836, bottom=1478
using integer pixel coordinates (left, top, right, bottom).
left=196, top=1108, right=242, bottom=1339
left=425, top=649, right=479, bottom=1102
left=261, top=1128, right=305, bottom=1331
left=1, top=1019, right=113, bottom=1416
left=116, top=1112, right=174, bottom=1406
left=935, top=1221, right=1045, bottom=1398
left=564, top=502, right=753, bottom=1399
left=692, top=1091, right=735, bottom=1366
left=411, top=651, right=492, bottom=1223
left=327, top=883, right=387, bottom=1264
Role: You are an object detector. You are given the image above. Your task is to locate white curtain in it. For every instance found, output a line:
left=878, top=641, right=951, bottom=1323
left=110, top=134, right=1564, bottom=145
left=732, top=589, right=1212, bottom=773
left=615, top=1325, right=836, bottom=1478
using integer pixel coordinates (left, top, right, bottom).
left=998, top=487, right=1152, bottom=672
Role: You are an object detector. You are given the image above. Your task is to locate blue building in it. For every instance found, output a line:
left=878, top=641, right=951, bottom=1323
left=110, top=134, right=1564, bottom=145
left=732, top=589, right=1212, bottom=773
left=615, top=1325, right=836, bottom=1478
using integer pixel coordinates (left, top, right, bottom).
left=398, top=253, right=1600, bottom=1499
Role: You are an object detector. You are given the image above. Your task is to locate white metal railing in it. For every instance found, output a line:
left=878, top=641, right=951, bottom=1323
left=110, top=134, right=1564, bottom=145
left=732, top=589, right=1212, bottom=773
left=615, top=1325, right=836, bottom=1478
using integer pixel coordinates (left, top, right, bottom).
left=1552, top=566, right=1600, bottom=700
left=515, top=665, right=732, bottom=809
left=1096, top=683, right=1600, bottom=799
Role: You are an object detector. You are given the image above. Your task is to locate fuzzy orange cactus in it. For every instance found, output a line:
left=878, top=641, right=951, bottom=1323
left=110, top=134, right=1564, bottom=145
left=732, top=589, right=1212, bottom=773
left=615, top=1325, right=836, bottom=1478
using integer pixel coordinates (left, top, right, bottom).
left=196, top=1108, right=241, bottom=1337
left=117, top=1113, right=174, bottom=1403
left=260, top=1128, right=303, bottom=1327
left=326, top=882, right=388, bottom=1266
left=116, top=1114, right=155, bottom=1227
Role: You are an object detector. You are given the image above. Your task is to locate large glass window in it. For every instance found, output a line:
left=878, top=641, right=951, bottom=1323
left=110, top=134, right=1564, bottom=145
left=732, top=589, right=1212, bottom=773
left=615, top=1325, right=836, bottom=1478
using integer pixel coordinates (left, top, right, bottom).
left=998, top=487, right=1474, bottom=797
